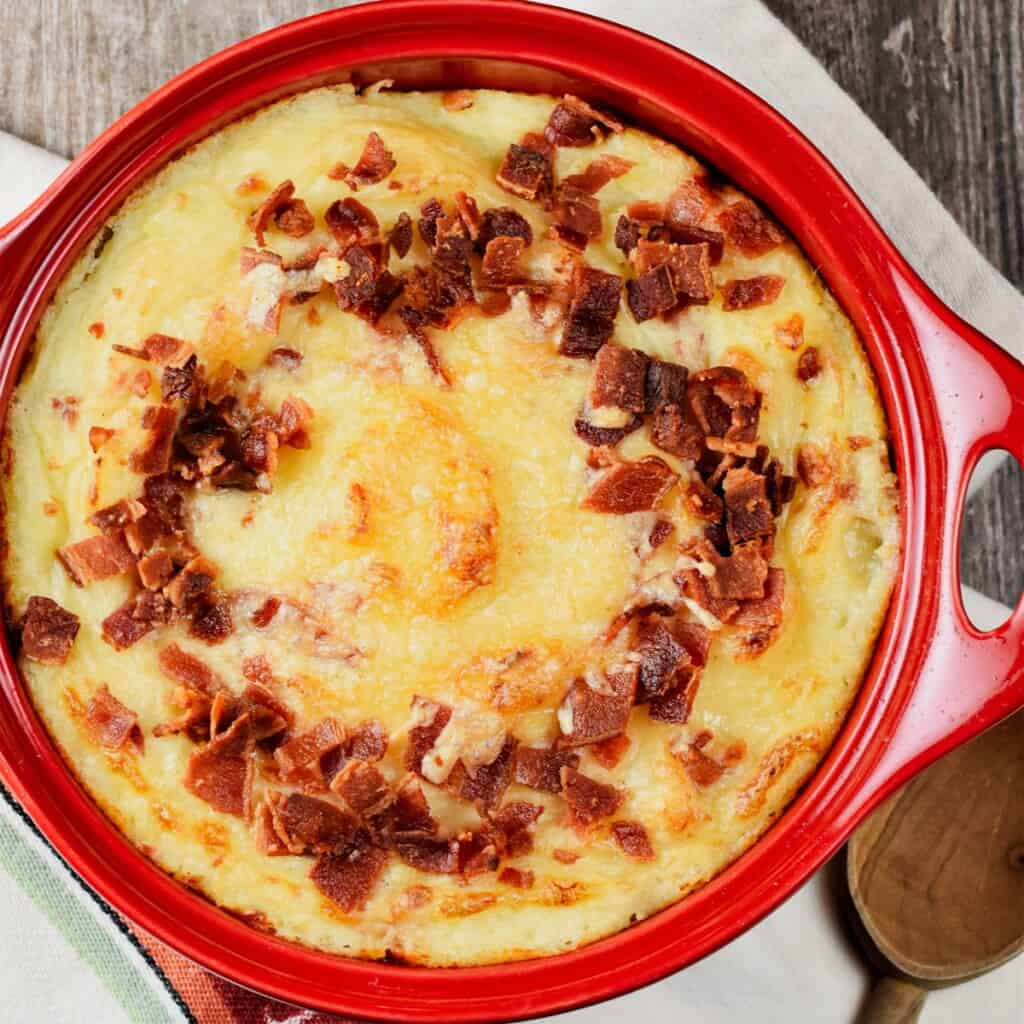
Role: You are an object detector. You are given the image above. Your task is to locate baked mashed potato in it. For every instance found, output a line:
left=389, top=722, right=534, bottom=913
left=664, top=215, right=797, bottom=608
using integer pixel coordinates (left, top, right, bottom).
left=2, top=86, right=899, bottom=965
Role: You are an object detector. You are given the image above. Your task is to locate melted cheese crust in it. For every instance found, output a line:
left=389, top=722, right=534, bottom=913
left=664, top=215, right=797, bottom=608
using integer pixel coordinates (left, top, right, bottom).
left=2, top=87, right=899, bottom=965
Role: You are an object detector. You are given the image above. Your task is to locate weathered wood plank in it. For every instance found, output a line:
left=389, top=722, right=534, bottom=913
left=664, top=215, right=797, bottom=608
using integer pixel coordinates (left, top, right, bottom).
left=1, top=0, right=1021, bottom=606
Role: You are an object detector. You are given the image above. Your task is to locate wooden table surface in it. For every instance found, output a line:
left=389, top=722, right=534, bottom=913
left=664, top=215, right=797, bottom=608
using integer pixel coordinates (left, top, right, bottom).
left=1, top=0, right=1021, bottom=608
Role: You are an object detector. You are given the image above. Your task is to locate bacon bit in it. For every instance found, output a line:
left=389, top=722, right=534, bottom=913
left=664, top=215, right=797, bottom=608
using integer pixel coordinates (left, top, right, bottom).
left=591, top=343, right=648, bottom=414
left=634, top=617, right=690, bottom=702
left=627, top=200, right=665, bottom=223
left=552, top=184, right=602, bottom=242
left=130, top=370, right=152, bottom=397
left=128, top=404, right=177, bottom=475
left=326, top=162, right=350, bottom=181
left=673, top=734, right=725, bottom=788
left=723, top=467, right=775, bottom=547
left=687, top=366, right=761, bottom=441
left=796, top=442, right=833, bottom=488
left=480, top=236, right=527, bottom=288
left=88, top=426, right=115, bottom=452
left=453, top=191, right=482, bottom=240
left=157, top=643, right=223, bottom=695
left=277, top=395, right=314, bottom=448
left=20, top=596, right=79, bottom=666
left=553, top=848, right=579, bottom=864
left=57, top=532, right=135, bottom=586
left=273, top=792, right=359, bottom=854
left=87, top=497, right=147, bottom=536
left=716, top=198, right=785, bottom=257
left=514, top=746, right=580, bottom=793
left=344, top=132, right=396, bottom=190
left=560, top=265, right=622, bottom=358
left=573, top=413, right=643, bottom=448
left=384, top=777, right=437, bottom=835
left=678, top=565, right=738, bottom=626
left=629, top=239, right=713, bottom=311
left=491, top=801, right=544, bottom=858
left=591, top=733, right=631, bottom=770
left=665, top=177, right=714, bottom=230
left=498, top=867, right=535, bottom=889
left=447, top=737, right=518, bottom=812
left=85, top=685, right=144, bottom=753
left=496, top=134, right=554, bottom=202
left=561, top=767, right=624, bottom=830
left=732, top=567, right=786, bottom=657
left=557, top=668, right=636, bottom=747
left=395, top=835, right=460, bottom=875
left=332, top=759, right=392, bottom=817
left=544, top=94, right=624, bottom=147
left=479, top=291, right=512, bottom=317
left=614, top=215, right=643, bottom=256
left=184, top=713, right=254, bottom=816
left=477, top=207, right=533, bottom=252
left=165, top=556, right=218, bottom=610
left=160, top=355, right=198, bottom=404
left=562, top=154, right=634, bottom=194
left=626, top=265, right=675, bottom=322
left=345, top=719, right=388, bottom=765
left=442, top=89, right=474, bottom=111
left=386, top=212, right=413, bottom=261
left=275, top=718, right=346, bottom=785
left=240, top=422, right=279, bottom=475
left=721, top=274, right=785, bottom=311
left=247, top=180, right=296, bottom=247
left=311, top=837, right=390, bottom=911
left=137, top=550, right=175, bottom=590
left=649, top=402, right=703, bottom=460
left=417, top=198, right=444, bottom=247
left=583, top=456, right=677, bottom=514
left=644, top=358, right=689, bottom=411
left=51, top=395, right=79, bottom=425
left=266, top=347, right=303, bottom=371
left=775, top=313, right=804, bottom=349
left=142, top=333, right=193, bottom=365
left=648, top=518, right=675, bottom=553
left=188, top=597, right=234, bottom=645
left=324, top=197, right=379, bottom=247
left=275, top=198, right=314, bottom=238
left=703, top=540, right=769, bottom=602
left=611, top=820, right=654, bottom=861
left=404, top=697, right=452, bottom=775
left=647, top=671, right=701, bottom=725
left=797, top=346, right=822, bottom=382
left=88, top=321, right=105, bottom=339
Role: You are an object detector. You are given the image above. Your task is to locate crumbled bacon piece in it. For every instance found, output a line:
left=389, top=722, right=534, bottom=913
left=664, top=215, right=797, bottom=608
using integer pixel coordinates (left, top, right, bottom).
left=404, top=697, right=453, bottom=775
left=85, top=685, right=144, bottom=753
left=614, top=215, right=643, bottom=256
left=496, top=134, right=554, bottom=202
left=626, top=265, right=676, bottom=322
left=184, top=713, right=254, bottom=816
left=247, top=180, right=297, bottom=247
left=446, top=737, right=518, bottom=812
left=669, top=223, right=726, bottom=264
left=647, top=669, right=701, bottom=725
left=562, top=154, right=634, bottom=194
left=560, top=767, right=624, bottom=829
left=591, top=733, right=631, bottom=770
left=611, top=820, right=654, bottom=860
left=731, top=567, right=786, bottom=657
left=560, top=265, right=622, bottom=358
left=275, top=717, right=345, bottom=784
left=553, top=848, right=579, bottom=864
left=128, top=405, right=178, bottom=475
left=344, top=132, right=396, bottom=190
left=723, top=467, right=775, bottom=547
left=797, top=346, right=822, bottom=382
left=157, top=642, right=223, bottom=694
left=57, top=532, right=135, bottom=587
left=583, top=455, right=677, bottom=514
left=165, top=556, right=218, bottom=610
left=721, top=274, right=785, bottom=311
left=649, top=402, right=703, bottom=460
left=20, top=596, right=80, bottom=666
left=347, top=719, right=389, bottom=763
left=705, top=540, right=769, bottom=601
left=273, top=792, right=359, bottom=854
left=241, top=683, right=293, bottom=741
left=557, top=668, right=636, bottom=747
left=160, top=355, right=198, bottom=404
left=630, top=239, right=713, bottom=307
left=678, top=564, right=738, bottom=625
left=477, top=207, right=533, bottom=252
left=386, top=212, right=413, bottom=260
left=188, top=597, right=234, bottom=645
left=417, top=198, right=444, bottom=248
left=491, top=801, right=544, bottom=858
left=87, top=498, right=147, bottom=536
left=514, top=746, right=580, bottom=793
left=480, top=236, right=527, bottom=288
left=251, top=597, right=280, bottom=628
left=673, top=735, right=725, bottom=788
left=498, top=866, right=535, bottom=888
left=716, top=198, right=785, bottom=257
left=590, top=343, right=648, bottom=414
left=573, top=413, right=643, bottom=448
left=137, top=550, right=175, bottom=590
left=332, top=759, right=393, bottom=817
left=266, top=347, right=303, bottom=372
left=552, top=185, right=602, bottom=242
left=324, top=197, right=379, bottom=247
left=311, top=835, right=389, bottom=911
left=665, top=177, right=714, bottom=231
left=240, top=421, right=279, bottom=475
left=634, top=617, right=691, bottom=702
left=383, top=777, right=437, bottom=835
left=687, top=366, right=761, bottom=441
left=138, top=333, right=193, bottom=365
left=544, top=94, right=624, bottom=147
left=276, top=395, right=314, bottom=448
left=395, top=834, right=460, bottom=874
left=644, top=359, right=689, bottom=412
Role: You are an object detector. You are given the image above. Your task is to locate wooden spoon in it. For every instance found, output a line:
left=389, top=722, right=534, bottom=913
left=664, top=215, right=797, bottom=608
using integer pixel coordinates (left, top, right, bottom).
left=846, top=709, right=1024, bottom=1022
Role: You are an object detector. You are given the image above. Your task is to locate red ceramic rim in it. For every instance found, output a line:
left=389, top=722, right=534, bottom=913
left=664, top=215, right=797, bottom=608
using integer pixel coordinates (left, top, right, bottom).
left=1, top=2, right=1023, bottom=1021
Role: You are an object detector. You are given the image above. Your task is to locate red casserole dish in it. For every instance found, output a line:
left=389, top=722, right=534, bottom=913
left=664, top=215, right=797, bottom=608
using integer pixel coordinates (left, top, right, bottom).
left=1, top=1, right=1022, bottom=1019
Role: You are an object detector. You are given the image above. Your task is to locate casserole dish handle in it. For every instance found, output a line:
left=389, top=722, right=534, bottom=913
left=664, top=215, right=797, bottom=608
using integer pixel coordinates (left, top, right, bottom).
left=861, top=282, right=1024, bottom=807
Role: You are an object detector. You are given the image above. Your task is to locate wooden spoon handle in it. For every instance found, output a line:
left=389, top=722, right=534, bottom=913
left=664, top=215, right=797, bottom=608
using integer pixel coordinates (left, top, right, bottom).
left=856, top=976, right=927, bottom=1024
